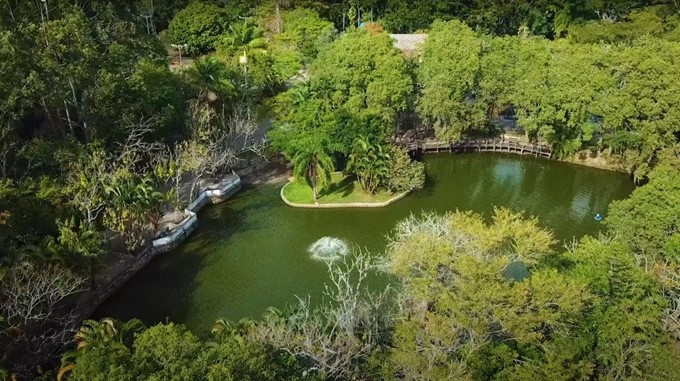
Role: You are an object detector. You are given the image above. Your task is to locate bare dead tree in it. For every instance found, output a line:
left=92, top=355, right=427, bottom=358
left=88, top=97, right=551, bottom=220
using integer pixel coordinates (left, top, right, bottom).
left=253, top=251, right=394, bottom=380
left=115, top=115, right=165, bottom=171
left=0, top=262, right=85, bottom=378
left=65, top=145, right=108, bottom=225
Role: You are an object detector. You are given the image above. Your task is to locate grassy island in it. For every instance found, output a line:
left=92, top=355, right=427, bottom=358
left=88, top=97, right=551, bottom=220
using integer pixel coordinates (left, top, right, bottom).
left=282, top=173, right=400, bottom=206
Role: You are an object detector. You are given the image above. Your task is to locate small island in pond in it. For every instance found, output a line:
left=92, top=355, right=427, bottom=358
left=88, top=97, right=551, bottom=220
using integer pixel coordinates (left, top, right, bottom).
left=281, top=173, right=409, bottom=208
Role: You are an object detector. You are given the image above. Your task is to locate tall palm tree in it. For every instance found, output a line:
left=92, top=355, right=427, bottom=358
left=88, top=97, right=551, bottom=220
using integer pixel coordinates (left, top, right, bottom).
left=222, top=21, right=268, bottom=63
left=347, top=137, right=390, bottom=194
left=185, top=56, right=236, bottom=112
left=221, top=20, right=269, bottom=113
left=293, top=140, right=334, bottom=202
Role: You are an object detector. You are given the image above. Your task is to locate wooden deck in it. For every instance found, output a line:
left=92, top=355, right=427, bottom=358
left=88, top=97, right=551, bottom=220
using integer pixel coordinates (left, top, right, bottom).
left=402, top=138, right=552, bottom=158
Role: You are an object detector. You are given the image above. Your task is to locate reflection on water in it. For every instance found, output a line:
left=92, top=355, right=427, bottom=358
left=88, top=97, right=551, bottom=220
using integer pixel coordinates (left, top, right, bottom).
left=94, top=153, right=634, bottom=334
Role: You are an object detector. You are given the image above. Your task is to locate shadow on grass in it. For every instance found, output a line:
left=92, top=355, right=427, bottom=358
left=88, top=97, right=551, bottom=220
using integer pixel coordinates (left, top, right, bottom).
left=325, top=175, right=355, bottom=198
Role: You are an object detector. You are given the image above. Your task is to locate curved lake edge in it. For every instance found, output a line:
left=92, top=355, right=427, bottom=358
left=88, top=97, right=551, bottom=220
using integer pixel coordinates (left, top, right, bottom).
left=94, top=152, right=635, bottom=331
left=280, top=181, right=411, bottom=208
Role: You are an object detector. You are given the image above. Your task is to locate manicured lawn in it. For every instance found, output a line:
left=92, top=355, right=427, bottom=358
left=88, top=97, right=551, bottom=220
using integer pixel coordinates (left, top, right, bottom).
left=283, top=173, right=396, bottom=204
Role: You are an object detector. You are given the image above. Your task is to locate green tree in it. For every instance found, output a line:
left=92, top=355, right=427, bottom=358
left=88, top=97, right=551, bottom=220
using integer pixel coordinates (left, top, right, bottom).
left=310, top=29, right=413, bottom=125
left=292, top=137, right=334, bottom=202
left=131, top=323, right=205, bottom=380
left=605, top=160, right=680, bottom=264
left=385, top=209, right=593, bottom=379
left=417, top=20, right=487, bottom=140
left=103, top=172, right=164, bottom=253
left=565, top=236, right=680, bottom=379
left=346, top=137, right=390, bottom=194
left=166, top=1, right=229, bottom=55
left=385, top=146, right=425, bottom=193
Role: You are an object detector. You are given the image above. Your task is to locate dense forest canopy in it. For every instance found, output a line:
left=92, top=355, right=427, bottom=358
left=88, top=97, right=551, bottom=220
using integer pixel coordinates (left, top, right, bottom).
left=417, top=20, right=680, bottom=177
left=2, top=1, right=680, bottom=380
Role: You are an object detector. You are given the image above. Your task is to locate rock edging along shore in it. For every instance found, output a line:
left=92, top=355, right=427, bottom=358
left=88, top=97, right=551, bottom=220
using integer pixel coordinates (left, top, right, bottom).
left=280, top=181, right=410, bottom=208
left=78, top=173, right=242, bottom=320
left=151, top=175, right=241, bottom=252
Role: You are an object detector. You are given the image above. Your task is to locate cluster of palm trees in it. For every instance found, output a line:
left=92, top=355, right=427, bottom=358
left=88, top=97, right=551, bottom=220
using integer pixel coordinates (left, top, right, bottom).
left=58, top=318, right=146, bottom=380
left=347, top=137, right=391, bottom=194
left=291, top=135, right=395, bottom=202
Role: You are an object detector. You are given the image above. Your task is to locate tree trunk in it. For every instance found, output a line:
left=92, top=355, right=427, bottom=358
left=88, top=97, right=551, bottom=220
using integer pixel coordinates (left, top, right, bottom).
left=310, top=161, right=318, bottom=202
left=88, top=261, right=96, bottom=290
left=276, top=1, right=282, bottom=33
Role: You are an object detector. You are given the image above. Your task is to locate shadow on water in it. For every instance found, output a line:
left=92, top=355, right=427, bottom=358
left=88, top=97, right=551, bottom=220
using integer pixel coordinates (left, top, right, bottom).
left=93, top=206, right=250, bottom=328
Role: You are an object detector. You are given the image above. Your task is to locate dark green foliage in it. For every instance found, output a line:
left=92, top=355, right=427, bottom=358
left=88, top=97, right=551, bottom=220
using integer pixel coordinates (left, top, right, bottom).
left=166, top=2, right=230, bottom=55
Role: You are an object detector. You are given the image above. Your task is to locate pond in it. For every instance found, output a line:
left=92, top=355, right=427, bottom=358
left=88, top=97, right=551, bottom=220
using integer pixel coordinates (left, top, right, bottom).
left=94, top=153, right=634, bottom=334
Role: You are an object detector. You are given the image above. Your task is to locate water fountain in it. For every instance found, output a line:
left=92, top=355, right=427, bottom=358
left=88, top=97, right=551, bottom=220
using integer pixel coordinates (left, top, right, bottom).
left=308, top=237, right=350, bottom=261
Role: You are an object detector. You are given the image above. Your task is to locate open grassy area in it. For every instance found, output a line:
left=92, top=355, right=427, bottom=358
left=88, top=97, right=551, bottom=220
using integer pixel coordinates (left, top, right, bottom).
left=283, top=173, right=396, bottom=205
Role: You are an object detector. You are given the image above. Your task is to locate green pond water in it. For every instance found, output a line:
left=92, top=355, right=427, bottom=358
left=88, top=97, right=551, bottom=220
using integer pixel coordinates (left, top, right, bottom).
left=94, top=153, right=634, bottom=334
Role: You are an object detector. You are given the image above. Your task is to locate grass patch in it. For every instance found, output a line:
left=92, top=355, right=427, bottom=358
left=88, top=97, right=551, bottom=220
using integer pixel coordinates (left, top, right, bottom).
left=283, top=173, right=396, bottom=205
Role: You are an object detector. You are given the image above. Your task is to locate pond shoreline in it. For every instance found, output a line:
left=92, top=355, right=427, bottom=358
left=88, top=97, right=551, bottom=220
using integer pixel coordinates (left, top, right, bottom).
left=93, top=152, right=634, bottom=330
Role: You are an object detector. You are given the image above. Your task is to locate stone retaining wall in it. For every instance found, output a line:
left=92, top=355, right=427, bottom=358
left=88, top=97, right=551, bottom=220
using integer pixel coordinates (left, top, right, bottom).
left=79, top=174, right=242, bottom=320
left=153, top=175, right=241, bottom=253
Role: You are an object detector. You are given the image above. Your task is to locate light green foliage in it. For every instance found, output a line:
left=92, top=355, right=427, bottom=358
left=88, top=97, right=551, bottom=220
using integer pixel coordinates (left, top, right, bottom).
left=418, top=19, right=680, bottom=169
left=166, top=1, right=229, bottom=55
left=264, top=7, right=336, bottom=81
left=132, top=324, right=205, bottom=380
left=417, top=20, right=486, bottom=140
left=606, top=161, right=680, bottom=263
left=386, top=209, right=680, bottom=379
left=66, top=344, right=134, bottom=381
left=386, top=209, right=590, bottom=379
left=278, top=8, right=336, bottom=62
left=568, top=6, right=680, bottom=43
left=269, top=83, right=337, bottom=158
left=565, top=237, right=680, bottom=380
left=310, top=29, right=413, bottom=124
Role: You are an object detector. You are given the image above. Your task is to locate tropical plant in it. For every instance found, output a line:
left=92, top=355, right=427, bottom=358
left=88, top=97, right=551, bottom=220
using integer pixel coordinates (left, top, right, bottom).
left=57, top=318, right=146, bottom=380
left=103, top=173, right=164, bottom=253
left=292, top=139, right=334, bottom=202
left=185, top=56, right=236, bottom=103
left=347, top=137, right=390, bottom=194
left=219, top=20, right=268, bottom=63
left=75, top=318, right=146, bottom=351
left=45, top=218, right=104, bottom=289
